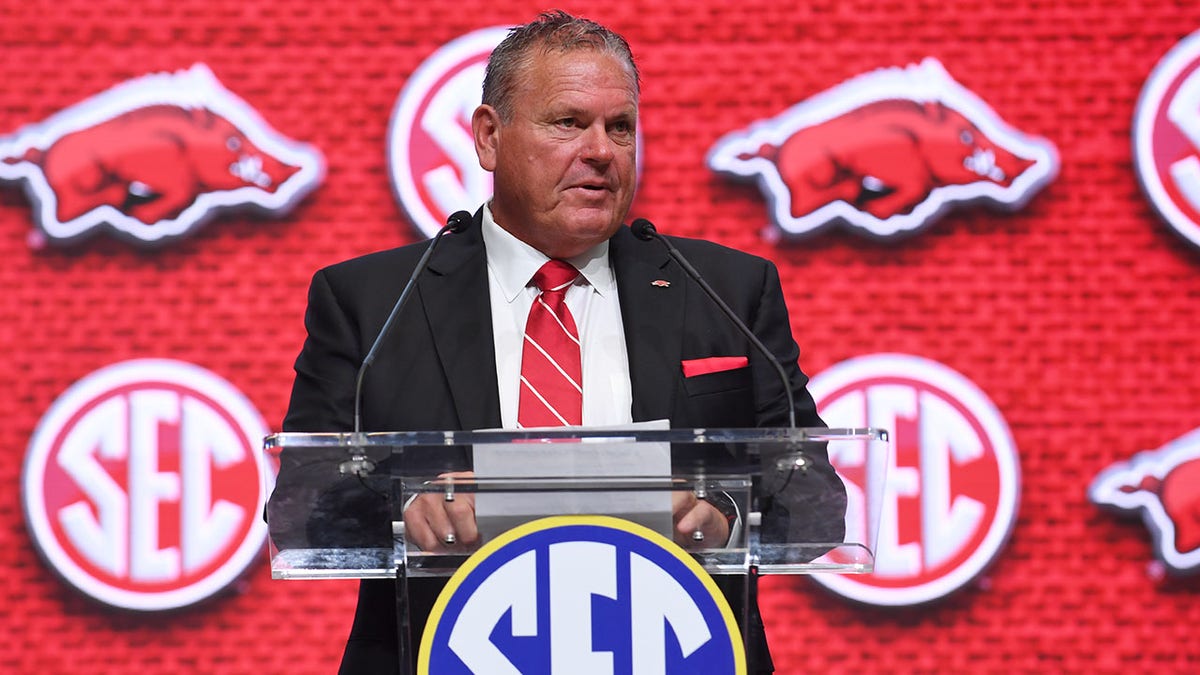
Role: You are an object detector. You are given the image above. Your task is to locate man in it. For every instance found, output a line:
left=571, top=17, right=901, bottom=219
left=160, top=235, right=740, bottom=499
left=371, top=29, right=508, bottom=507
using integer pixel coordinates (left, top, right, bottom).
left=274, top=10, right=839, bottom=673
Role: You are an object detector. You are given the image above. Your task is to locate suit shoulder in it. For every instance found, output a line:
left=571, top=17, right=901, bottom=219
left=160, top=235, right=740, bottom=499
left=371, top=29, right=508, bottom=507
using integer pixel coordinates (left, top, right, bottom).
left=662, top=233, right=772, bottom=269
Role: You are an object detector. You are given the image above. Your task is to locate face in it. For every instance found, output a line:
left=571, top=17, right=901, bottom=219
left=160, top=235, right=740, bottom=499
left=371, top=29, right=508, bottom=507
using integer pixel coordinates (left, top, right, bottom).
left=473, top=49, right=638, bottom=259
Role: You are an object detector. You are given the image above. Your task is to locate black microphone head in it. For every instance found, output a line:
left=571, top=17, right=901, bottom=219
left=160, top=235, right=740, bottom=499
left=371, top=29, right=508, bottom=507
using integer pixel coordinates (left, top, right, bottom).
left=444, top=210, right=473, bottom=234
left=630, top=218, right=657, bottom=241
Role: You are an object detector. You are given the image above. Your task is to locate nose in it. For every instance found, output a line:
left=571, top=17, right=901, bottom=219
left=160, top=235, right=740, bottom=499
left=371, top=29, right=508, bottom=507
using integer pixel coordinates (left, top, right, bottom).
left=579, top=123, right=615, bottom=164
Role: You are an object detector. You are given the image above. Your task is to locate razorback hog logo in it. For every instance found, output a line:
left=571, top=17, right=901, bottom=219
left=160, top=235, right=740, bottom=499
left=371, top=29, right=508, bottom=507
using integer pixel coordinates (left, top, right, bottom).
left=707, top=58, right=1059, bottom=239
left=1089, top=427, right=1200, bottom=576
left=0, top=63, right=323, bottom=246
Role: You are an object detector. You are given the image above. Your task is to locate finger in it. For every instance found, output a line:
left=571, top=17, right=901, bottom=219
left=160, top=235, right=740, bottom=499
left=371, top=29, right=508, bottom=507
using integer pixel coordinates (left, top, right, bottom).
left=671, top=491, right=698, bottom=522
left=403, top=506, right=440, bottom=551
left=674, top=501, right=728, bottom=546
left=410, top=495, right=456, bottom=551
left=444, top=496, right=479, bottom=545
left=674, top=502, right=703, bottom=536
left=435, top=471, right=478, bottom=545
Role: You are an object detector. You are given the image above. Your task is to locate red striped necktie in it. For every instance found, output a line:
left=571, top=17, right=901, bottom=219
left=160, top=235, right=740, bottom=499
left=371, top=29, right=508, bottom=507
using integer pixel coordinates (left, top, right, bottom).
left=518, top=259, right=582, bottom=427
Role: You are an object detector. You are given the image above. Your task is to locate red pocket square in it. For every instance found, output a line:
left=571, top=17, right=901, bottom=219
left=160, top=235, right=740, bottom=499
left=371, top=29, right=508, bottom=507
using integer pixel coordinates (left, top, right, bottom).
left=681, top=356, right=749, bottom=378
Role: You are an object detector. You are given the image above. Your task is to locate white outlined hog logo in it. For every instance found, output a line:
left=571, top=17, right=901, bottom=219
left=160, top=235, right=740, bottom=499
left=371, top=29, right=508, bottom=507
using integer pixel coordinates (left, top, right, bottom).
left=708, top=59, right=1058, bottom=240
left=0, top=64, right=323, bottom=246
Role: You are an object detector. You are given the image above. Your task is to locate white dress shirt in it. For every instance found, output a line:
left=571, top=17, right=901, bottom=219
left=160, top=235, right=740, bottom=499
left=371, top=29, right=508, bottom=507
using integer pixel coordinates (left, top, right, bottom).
left=482, top=204, right=634, bottom=428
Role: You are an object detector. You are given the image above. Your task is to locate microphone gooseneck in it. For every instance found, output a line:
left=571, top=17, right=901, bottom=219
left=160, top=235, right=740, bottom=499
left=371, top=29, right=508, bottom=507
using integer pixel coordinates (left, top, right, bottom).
left=631, top=217, right=797, bottom=429
left=352, top=210, right=473, bottom=435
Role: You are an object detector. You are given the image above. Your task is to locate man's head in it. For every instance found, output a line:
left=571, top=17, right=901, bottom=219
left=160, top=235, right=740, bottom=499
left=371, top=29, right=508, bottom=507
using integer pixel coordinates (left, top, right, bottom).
left=481, top=11, right=640, bottom=123
left=473, top=11, right=640, bottom=259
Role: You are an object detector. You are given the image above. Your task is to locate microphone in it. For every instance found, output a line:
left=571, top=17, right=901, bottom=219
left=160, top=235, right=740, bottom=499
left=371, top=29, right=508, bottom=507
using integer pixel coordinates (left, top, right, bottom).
left=352, top=210, right=473, bottom=436
left=631, top=217, right=796, bottom=429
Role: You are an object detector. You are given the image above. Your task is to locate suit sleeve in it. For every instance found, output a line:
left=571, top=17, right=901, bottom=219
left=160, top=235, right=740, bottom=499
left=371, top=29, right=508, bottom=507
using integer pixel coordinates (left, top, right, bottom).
left=748, top=259, right=848, bottom=547
left=267, top=268, right=384, bottom=550
left=748, top=259, right=824, bottom=429
left=283, top=268, right=362, bottom=434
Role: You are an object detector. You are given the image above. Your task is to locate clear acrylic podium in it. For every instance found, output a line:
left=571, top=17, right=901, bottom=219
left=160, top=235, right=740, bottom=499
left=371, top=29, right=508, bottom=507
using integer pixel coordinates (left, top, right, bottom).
left=264, top=427, right=888, bottom=672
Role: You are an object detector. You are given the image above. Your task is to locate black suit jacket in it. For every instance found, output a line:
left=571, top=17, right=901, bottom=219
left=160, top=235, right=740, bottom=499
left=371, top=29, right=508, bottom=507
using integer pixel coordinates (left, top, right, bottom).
left=273, top=210, right=839, bottom=673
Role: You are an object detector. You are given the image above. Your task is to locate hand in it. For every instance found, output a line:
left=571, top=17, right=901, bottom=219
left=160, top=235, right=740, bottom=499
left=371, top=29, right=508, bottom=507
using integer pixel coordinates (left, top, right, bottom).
left=671, top=491, right=730, bottom=548
left=403, top=471, right=479, bottom=552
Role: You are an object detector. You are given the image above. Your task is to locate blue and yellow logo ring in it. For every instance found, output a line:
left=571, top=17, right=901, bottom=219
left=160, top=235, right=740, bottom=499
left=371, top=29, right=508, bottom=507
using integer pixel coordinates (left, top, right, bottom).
left=418, top=515, right=746, bottom=674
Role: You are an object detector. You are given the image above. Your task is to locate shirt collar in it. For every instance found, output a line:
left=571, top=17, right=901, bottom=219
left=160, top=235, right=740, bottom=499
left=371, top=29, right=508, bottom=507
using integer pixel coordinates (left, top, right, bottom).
left=481, top=202, right=616, bottom=302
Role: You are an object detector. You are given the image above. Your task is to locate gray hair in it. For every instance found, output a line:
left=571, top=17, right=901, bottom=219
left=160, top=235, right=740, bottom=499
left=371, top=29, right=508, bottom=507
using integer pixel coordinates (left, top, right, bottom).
left=482, top=10, right=640, bottom=122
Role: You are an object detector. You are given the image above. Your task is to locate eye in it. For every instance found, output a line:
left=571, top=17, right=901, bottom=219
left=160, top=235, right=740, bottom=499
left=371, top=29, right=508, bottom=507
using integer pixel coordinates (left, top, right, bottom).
left=960, top=130, right=974, bottom=144
left=226, top=136, right=243, bottom=152
left=555, top=118, right=578, bottom=129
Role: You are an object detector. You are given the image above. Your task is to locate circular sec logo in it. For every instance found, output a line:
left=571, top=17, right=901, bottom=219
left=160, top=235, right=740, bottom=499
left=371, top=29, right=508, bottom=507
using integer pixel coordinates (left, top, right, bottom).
left=388, top=27, right=509, bottom=238
left=419, top=516, right=745, bottom=674
left=22, top=359, right=273, bottom=611
left=1134, top=29, right=1200, bottom=249
left=807, top=353, right=1020, bottom=607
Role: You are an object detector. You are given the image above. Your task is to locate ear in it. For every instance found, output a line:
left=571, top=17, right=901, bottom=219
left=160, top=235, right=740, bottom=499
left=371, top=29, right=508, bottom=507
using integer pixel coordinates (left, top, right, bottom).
left=472, top=104, right=501, bottom=172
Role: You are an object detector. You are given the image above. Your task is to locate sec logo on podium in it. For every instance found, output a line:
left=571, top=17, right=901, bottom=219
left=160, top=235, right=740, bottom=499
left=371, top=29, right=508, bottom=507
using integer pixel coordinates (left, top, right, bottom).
left=418, top=515, right=745, bottom=674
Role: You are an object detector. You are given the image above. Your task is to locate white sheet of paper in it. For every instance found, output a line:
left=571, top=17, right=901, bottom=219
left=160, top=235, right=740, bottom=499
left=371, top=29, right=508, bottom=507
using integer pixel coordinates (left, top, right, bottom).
left=473, top=419, right=673, bottom=539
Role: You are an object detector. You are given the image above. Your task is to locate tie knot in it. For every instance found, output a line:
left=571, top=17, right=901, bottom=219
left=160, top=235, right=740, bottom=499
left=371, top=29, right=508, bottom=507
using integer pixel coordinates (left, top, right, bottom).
left=532, top=259, right=579, bottom=293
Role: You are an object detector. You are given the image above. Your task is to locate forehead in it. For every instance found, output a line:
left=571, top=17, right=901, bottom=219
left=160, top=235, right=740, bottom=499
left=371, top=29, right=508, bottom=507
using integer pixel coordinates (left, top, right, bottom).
left=516, top=49, right=638, bottom=111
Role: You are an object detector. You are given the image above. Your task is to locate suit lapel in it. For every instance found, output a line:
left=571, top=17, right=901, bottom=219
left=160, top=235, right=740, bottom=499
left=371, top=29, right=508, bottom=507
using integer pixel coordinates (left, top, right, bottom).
left=418, top=214, right=503, bottom=430
left=610, top=226, right=685, bottom=423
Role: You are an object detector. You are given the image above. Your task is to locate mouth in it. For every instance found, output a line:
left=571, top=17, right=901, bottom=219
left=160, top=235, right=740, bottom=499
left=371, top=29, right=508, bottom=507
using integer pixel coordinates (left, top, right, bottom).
left=562, top=183, right=616, bottom=205
left=569, top=182, right=611, bottom=193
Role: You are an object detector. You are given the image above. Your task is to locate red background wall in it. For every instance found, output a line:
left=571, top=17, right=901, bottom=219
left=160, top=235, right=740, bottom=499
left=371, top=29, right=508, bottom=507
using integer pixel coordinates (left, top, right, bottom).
left=2, top=0, right=1199, bottom=672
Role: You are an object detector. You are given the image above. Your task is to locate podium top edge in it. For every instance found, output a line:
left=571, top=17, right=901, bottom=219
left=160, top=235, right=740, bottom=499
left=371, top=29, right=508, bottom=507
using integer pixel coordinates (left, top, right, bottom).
left=263, top=427, right=888, bottom=449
